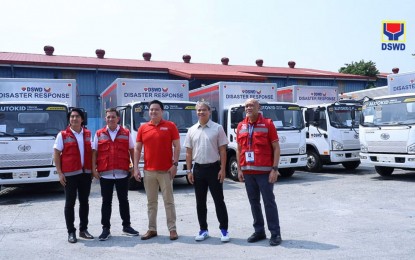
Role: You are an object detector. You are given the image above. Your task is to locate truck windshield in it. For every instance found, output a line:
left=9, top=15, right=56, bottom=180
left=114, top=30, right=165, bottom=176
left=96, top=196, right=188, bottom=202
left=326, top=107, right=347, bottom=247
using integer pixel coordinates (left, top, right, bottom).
left=327, top=105, right=361, bottom=128
left=0, top=104, right=68, bottom=136
left=247, top=104, right=304, bottom=131
left=132, top=103, right=198, bottom=133
left=361, top=95, right=415, bottom=126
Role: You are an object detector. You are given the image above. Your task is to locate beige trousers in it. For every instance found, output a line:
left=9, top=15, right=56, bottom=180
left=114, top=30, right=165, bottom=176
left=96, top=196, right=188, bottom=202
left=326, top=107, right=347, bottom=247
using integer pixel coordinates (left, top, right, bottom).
left=143, top=170, right=177, bottom=231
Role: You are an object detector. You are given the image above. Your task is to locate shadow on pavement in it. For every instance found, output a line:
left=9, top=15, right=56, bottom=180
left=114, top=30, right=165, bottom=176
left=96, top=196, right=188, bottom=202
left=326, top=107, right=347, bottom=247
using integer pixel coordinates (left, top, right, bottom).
left=0, top=182, right=64, bottom=205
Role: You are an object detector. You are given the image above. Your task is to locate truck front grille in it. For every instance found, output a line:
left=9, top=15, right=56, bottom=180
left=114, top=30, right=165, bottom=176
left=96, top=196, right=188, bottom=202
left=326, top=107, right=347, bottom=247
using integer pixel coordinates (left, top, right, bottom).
left=367, top=141, right=407, bottom=153
left=0, top=153, right=53, bottom=168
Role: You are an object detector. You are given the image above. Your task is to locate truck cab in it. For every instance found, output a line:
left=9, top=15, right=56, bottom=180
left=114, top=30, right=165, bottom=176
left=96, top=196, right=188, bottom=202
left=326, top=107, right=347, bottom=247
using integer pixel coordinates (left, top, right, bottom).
left=360, top=93, right=415, bottom=176
left=118, top=100, right=198, bottom=188
left=0, top=101, right=69, bottom=185
left=304, top=100, right=362, bottom=172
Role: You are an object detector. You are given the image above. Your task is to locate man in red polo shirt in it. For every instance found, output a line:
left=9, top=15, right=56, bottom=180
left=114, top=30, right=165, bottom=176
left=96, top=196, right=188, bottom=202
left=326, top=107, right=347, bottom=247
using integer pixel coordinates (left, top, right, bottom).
left=133, top=100, right=180, bottom=241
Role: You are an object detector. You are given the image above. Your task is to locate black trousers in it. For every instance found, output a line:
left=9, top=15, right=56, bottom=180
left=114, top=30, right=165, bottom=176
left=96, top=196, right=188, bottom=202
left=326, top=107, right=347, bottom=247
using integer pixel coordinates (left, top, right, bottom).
left=193, top=162, right=228, bottom=231
left=64, top=173, right=92, bottom=233
left=100, top=177, right=131, bottom=229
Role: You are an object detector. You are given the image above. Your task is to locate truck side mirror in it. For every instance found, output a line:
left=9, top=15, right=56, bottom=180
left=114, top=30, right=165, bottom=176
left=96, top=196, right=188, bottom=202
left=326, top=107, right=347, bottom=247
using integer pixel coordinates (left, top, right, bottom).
left=350, top=108, right=355, bottom=121
left=211, top=108, right=218, bottom=123
left=83, top=111, right=88, bottom=126
left=231, top=107, right=244, bottom=128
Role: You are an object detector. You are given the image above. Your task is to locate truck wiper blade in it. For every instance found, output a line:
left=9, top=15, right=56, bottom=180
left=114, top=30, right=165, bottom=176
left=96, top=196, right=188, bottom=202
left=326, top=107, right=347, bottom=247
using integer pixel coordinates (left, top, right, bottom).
left=0, top=131, right=18, bottom=140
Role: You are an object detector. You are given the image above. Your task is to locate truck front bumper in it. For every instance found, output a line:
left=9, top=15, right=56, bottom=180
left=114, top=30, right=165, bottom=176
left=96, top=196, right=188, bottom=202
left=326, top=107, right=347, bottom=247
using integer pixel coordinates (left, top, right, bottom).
left=278, top=154, right=307, bottom=168
left=0, top=167, right=59, bottom=186
left=330, top=150, right=360, bottom=163
left=360, top=152, right=415, bottom=168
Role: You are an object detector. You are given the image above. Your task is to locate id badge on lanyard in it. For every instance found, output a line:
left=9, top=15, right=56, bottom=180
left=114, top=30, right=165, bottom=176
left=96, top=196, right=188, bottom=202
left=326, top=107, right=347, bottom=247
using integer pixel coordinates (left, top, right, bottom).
left=245, top=124, right=255, bottom=163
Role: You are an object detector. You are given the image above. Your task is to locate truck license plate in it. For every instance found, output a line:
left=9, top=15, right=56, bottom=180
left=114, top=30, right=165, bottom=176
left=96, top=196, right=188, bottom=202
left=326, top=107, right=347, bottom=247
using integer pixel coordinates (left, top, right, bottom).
left=13, top=172, right=36, bottom=179
left=279, top=158, right=289, bottom=165
left=378, top=156, right=393, bottom=163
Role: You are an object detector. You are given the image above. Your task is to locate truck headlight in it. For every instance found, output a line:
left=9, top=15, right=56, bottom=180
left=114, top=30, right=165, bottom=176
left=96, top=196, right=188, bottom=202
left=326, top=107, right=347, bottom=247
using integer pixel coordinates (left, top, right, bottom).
left=332, top=140, right=343, bottom=150
left=299, top=144, right=306, bottom=154
left=361, top=144, right=368, bottom=153
left=408, top=144, right=415, bottom=154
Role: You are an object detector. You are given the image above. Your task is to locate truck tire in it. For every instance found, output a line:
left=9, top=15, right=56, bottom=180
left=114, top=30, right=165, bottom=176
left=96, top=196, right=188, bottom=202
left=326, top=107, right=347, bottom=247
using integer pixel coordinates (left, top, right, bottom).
left=227, top=155, right=239, bottom=181
left=278, top=168, right=295, bottom=177
left=128, top=177, right=144, bottom=190
left=306, top=150, right=323, bottom=172
left=342, top=161, right=360, bottom=170
left=375, top=166, right=394, bottom=177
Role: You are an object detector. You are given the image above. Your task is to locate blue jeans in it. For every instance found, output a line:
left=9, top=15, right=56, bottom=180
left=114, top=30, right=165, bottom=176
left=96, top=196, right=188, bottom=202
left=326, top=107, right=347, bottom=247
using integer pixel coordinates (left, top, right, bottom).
left=244, top=173, right=281, bottom=235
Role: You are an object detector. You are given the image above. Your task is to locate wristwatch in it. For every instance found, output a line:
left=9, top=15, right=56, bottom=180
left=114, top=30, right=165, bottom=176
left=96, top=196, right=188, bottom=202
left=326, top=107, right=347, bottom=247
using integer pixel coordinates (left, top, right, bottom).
left=186, top=170, right=192, bottom=174
left=173, top=162, right=178, bottom=166
left=272, top=166, right=278, bottom=171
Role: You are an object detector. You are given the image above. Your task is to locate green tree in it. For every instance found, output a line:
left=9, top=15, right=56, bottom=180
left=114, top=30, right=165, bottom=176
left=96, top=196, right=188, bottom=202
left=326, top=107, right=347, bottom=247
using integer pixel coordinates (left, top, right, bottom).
left=339, top=60, right=379, bottom=77
left=339, top=60, right=379, bottom=88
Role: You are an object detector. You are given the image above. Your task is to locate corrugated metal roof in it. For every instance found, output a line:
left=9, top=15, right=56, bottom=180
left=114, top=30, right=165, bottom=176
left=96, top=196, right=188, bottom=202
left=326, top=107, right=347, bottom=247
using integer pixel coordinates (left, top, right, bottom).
left=0, top=51, right=373, bottom=81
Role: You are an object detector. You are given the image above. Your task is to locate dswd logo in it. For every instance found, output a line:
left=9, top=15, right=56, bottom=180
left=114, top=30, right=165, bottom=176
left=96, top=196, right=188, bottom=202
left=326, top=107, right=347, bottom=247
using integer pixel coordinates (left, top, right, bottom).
left=381, top=21, right=406, bottom=51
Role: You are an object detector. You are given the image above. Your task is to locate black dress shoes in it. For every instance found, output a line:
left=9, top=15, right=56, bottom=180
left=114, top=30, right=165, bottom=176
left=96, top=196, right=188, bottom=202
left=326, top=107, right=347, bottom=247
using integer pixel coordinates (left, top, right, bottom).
left=68, top=232, right=77, bottom=243
left=79, top=230, right=94, bottom=239
left=269, top=234, right=282, bottom=246
left=247, top=232, right=266, bottom=243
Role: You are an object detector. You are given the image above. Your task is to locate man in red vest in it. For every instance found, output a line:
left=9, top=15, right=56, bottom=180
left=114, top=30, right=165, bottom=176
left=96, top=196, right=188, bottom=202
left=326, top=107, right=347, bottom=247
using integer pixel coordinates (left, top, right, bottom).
left=236, top=98, right=282, bottom=246
left=92, top=108, right=139, bottom=241
left=54, top=108, right=94, bottom=243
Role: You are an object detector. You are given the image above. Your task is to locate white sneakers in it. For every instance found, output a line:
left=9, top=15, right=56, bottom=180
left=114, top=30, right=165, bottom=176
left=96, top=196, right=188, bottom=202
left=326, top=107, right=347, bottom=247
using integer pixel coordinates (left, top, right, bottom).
left=195, top=230, right=209, bottom=241
left=195, top=229, right=230, bottom=242
left=220, top=229, right=230, bottom=242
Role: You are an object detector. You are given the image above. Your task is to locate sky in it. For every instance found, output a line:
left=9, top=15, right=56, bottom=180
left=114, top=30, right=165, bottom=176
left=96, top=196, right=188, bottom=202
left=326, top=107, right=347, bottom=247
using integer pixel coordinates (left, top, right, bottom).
left=1, top=0, right=414, bottom=74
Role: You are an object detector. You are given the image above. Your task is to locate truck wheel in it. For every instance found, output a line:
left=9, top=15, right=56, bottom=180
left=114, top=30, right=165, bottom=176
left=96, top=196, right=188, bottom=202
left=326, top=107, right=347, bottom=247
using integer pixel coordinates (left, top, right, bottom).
left=128, top=177, right=144, bottom=190
left=227, top=155, right=239, bottom=181
left=306, top=150, right=323, bottom=172
left=342, top=161, right=360, bottom=170
left=375, top=166, right=394, bottom=177
left=278, top=168, right=295, bottom=177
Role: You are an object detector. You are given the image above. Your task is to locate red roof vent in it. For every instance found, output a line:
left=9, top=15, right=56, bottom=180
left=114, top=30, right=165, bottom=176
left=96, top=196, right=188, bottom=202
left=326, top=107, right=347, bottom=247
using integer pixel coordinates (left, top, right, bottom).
left=288, top=61, right=296, bottom=68
left=221, top=57, right=229, bottom=65
left=256, top=59, right=264, bottom=67
left=96, top=49, right=105, bottom=59
left=392, top=67, right=399, bottom=74
left=143, top=52, right=152, bottom=61
left=44, top=45, right=54, bottom=56
left=183, top=54, right=191, bottom=63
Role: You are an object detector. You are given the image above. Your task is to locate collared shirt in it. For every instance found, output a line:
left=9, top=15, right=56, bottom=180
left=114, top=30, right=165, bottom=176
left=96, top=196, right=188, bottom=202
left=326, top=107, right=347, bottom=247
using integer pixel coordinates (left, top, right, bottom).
left=136, top=119, right=180, bottom=171
left=92, top=125, right=135, bottom=179
left=184, top=119, right=228, bottom=164
left=54, top=127, right=85, bottom=166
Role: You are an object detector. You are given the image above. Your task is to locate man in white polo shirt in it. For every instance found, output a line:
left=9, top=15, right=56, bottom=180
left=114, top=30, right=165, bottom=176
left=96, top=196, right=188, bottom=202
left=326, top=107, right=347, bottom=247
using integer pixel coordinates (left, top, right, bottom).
left=184, top=101, right=230, bottom=242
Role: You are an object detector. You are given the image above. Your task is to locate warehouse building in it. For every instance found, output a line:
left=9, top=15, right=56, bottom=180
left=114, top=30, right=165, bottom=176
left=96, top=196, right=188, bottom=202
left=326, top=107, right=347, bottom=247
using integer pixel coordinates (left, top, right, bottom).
left=0, top=46, right=383, bottom=133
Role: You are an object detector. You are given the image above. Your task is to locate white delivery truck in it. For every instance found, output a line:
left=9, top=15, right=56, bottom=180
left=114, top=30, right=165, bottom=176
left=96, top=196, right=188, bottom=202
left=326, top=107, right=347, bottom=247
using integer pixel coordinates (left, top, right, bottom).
left=277, top=85, right=361, bottom=172
left=0, top=78, right=77, bottom=186
left=190, top=82, right=307, bottom=180
left=100, top=78, right=197, bottom=189
left=360, top=71, right=415, bottom=177
left=339, top=86, right=388, bottom=100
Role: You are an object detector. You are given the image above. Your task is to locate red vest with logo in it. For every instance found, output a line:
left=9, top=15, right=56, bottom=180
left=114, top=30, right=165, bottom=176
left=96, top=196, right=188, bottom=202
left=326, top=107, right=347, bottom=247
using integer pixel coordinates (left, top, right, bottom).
left=96, top=126, right=130, bottom=173
left=61, top=127, right=92, bottom=175
left=237, top=114, right=276, bottom=173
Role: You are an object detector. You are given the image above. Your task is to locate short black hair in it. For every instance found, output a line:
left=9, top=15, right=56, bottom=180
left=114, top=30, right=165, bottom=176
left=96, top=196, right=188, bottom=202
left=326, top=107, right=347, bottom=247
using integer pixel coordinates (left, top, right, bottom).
left=68, top=108, right=86, bottom=126
left=105, top=107, right=120, bottom=117
left=149, top=100, right=164, bottom=110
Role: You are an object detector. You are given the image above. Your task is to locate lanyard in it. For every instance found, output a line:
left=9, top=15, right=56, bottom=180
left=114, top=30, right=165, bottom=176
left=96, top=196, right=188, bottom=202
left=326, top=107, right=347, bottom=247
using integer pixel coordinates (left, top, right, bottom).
left=248, top=123, right=254, bottom=149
